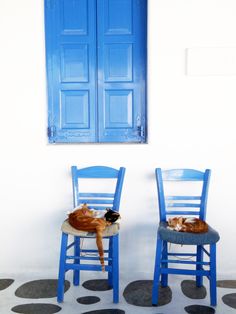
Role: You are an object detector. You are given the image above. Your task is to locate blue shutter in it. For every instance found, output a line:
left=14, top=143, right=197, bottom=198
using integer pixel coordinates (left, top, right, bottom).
left=97, top=0, right=147, bottom=143
left=45, top=0, right=147, bottom=143
left=45, top=0, right=97, bottom=143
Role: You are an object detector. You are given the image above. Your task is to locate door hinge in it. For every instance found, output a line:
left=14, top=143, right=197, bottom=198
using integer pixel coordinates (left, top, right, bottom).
left=47, top=126, right=56, bottom=138
left=136, top=115, right=145, bottom=138
left=137, top=125, right=145, bottom=137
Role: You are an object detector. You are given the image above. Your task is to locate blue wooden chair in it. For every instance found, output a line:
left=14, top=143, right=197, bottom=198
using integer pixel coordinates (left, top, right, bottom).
left=152, top=168, right=220, bottom=306
left=57, top=166, right=125, bottom=303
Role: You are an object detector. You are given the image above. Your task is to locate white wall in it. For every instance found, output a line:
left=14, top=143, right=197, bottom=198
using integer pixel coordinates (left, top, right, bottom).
left=0, top=0, right=236, bottom=279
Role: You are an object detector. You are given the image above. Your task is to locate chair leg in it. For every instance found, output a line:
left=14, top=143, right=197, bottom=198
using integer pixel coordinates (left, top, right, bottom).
left=161, top=241, right=168, bottom=287
left=108, top=238, right=113, bottom=288
left=73, top=236, right=80, bottom=286
left=152, top=237, right=163, bottom=306
left=209, top=243, right=217, bottom=306
left=196, top=245, right=203, bottom=287
left=57, top=232, right=68, bottom=303
left=112, top=235, right=119, bottom=303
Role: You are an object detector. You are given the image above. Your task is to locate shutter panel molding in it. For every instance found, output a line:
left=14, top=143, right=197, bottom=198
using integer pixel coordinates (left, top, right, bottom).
left=45, top=0, right=147, bottom=143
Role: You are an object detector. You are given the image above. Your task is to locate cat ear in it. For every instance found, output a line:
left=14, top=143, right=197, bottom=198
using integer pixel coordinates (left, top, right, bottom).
left=179, top=217, right=184, bottom=224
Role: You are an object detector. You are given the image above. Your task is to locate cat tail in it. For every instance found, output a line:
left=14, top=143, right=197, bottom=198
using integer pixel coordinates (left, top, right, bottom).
left=95, top=228, right=105, bottom=272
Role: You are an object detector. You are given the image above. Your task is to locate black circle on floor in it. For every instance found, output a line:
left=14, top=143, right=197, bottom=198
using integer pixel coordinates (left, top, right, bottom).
left=82, top=279, right=112, bottom=291
left=77, top=296, right=101, bottom=304
left=184, top=304, right=215, bottom=314
left=11, top=303, right=61, bottom=314
left=181, top=280, right=207, bottom=299
left=222, top=293, right=236, bottom=309
left=0, top=279, right=14, bottom=291
left=15, top=279, right=70, bottom=298
left=123, top=280, right=172, bottom=307
left=81, top=310, right=125, bottom=314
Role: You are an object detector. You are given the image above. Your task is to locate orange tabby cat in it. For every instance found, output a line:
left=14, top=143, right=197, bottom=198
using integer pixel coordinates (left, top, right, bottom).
left=168, top=217, right=208, bottom=233
left=68, top=204, right=112, bottom=271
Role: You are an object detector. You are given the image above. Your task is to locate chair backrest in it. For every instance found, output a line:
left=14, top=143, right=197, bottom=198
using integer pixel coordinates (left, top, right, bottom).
left=155, top=168, right=211, bottom=222
left=71, top=166, right=126, bottom=211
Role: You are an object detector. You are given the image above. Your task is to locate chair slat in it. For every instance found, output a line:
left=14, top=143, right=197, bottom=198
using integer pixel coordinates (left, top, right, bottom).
left=166, top=196, right=201, bottom=200
left=89, top=205, right=112, bottom=210
left=161, top=259, right=210, bottom=266
left=166, top=210, right=200, bottom=215
left=161, top=268, right=210, bottom=276
left=166, top=203, right=200, bottom=208
left=79, top=256, right=112, bottom=261
left=167, top=253, right=197, bottom=257
left=81, top=249, right=109, bottom=253
left=162, top=169, right=204, bottom=181
left=76, top=166, right=119, bottom=178
left=66, top=255, right=112, bottom=261
left=79, top=199, right=114, bottom=205
left=65, top=263, right=112, bottom=272
left=79, top=193, right=115, bottom=198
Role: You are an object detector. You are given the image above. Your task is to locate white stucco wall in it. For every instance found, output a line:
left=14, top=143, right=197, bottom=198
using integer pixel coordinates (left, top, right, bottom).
left=0, top=0, right=236, bottom=279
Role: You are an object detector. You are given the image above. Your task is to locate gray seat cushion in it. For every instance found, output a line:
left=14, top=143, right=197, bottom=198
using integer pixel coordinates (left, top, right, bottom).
left=158, top=221, right=220, bottom=245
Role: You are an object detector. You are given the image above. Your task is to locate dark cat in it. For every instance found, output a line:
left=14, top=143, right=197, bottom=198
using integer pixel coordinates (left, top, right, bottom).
left=104, top=208, right=120, bottom=223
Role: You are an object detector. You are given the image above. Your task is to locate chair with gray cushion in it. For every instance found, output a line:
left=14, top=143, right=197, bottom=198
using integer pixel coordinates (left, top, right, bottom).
left=152, top=168, right=220, bottom=306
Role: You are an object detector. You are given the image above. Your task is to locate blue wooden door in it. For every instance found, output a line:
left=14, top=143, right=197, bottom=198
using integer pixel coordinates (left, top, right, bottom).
left=45, top=0, right=147, bottom=143
left=97, top=0, right=147, bottom=143
left=45, top=0, right=97, bottom=143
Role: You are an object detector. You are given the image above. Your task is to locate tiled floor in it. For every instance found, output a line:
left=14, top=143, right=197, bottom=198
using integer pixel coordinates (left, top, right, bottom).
left=1, top=271, right=236, bottom=314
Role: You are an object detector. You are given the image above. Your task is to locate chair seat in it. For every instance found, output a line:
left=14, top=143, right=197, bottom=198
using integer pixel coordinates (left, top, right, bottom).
left=61, top=219, right=120, bottom=237
left=158, top=221, right=220, bottom=245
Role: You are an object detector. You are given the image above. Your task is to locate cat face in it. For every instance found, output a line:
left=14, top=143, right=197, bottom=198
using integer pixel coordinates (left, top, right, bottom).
left=168, top=217, right=184, bottom=231
left=168, top=217, right=182, bottom=227
left=104, top=209, right=120, bottom=223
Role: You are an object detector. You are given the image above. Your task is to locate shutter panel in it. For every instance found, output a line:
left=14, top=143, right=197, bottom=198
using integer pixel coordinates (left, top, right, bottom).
left=97, top=0, right=147, bottom=143
left=45, top=0, right=97, bottom=143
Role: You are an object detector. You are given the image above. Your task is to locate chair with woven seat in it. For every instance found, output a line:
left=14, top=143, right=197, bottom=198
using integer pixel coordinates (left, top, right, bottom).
left=152, top=168, right=220, bottom=306
left=57, top=165, right=125, bottom=303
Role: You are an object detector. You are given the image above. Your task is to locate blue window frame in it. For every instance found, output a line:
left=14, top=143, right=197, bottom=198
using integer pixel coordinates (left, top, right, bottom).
left=45, top=0, right=147, bottom=143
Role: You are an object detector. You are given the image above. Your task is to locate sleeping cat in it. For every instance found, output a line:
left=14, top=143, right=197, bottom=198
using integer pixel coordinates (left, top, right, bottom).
left=68, top=204, right=120, bottom=271
left=104, top=208, right=120, bottom=223
left=167, top=217, right=208, bottom=233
